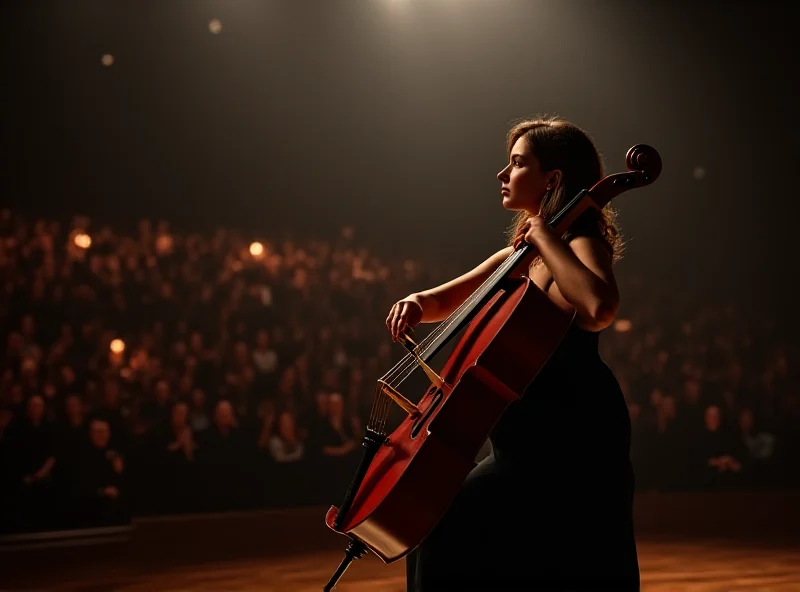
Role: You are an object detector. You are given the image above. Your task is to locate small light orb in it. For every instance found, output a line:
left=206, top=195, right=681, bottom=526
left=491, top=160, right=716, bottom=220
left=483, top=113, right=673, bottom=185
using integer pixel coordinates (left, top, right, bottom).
left=614, top=319, right=632, bottom=333
left=74, top=233, right=92, bottom=249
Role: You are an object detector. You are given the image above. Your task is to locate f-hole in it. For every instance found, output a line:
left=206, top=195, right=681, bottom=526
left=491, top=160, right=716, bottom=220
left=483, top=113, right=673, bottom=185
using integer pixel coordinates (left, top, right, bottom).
left=411, top=387, right=443, bottom=439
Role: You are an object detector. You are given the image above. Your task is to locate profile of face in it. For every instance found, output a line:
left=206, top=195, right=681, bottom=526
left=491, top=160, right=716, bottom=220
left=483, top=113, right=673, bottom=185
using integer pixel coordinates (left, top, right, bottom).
left=497, top=136, right=561, bottom=214
left=704, top=405, right=722, bottom=432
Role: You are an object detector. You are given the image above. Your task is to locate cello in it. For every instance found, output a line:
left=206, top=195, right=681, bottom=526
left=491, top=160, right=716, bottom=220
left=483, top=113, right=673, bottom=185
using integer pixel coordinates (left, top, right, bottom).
left=322, top=144, right=662, bottom=591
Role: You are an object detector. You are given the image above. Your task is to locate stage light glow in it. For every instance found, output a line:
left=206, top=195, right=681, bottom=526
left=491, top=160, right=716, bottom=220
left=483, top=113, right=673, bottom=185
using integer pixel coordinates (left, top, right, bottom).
left=101, top=54, right=115, bottom=66
left=209, top=18, right=222, bottom=34
left=614, top=319, right=632, bottom=333
left=110, top=339, right=126, bottom=354
left=250, top=242, right=264, bottom=257
left=74, top=233, right=92, bottom=249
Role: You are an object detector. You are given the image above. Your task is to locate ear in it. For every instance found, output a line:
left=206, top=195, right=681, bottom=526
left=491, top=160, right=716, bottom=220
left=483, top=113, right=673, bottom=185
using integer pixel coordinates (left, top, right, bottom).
left=546, top=170, right=563, bottom=189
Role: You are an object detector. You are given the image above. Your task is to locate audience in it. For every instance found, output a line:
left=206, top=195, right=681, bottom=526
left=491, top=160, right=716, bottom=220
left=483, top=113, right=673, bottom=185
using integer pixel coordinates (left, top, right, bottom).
left=0, top=208, right=797, bottom=534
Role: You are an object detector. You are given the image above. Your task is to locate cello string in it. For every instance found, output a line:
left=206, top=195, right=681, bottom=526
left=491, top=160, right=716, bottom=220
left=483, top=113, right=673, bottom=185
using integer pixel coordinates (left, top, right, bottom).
left=364, top=241, right=526, bottom=426
left=382, top=393, right=392, bottom=432
left=367, top=384, right=384, bottom=430
left=387, top=251, right=518, bottom=383
left=376, top=249, right=519, bottom=421
left=384, top=248, right=525, bottom=388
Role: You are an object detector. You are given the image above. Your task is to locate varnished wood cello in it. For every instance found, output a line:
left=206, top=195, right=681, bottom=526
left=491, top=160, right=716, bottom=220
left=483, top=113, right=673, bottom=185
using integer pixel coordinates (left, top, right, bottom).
left=322, top=144, right=662, bottom=591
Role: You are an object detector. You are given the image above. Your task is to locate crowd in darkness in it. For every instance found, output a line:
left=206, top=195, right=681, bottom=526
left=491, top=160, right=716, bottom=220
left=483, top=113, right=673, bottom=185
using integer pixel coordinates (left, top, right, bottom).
left=0, top=209, right=798, bottom=534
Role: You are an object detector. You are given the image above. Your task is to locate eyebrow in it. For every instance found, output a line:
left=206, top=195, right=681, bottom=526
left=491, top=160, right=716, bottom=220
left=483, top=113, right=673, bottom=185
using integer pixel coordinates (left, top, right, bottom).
left=511, top=153, right=525, bottom=159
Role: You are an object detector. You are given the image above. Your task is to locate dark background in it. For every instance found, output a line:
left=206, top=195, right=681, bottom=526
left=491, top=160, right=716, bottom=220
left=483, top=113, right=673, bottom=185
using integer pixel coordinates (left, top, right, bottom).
left=5, top=0, right=798, bottom=313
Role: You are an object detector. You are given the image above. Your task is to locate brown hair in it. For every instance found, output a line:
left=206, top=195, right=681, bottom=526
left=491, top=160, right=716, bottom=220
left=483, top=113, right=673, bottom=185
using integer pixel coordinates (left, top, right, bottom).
left=504, top=115, right=624, bottom=262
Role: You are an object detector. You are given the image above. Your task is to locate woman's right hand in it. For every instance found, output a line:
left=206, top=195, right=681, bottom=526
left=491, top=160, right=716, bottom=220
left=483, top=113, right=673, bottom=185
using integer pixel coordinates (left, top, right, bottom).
left=386, top=297, right=423, bottom=342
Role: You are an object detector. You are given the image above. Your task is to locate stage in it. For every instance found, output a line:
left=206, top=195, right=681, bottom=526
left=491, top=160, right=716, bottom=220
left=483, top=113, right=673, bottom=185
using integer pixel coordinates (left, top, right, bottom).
left=2, top=493, right=800, bottom=590
left=2, top=537, right=799, bottom=591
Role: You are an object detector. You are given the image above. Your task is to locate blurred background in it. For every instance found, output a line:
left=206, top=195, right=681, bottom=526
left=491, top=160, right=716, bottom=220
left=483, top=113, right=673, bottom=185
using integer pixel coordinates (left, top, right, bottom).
left=2, top=0, right=799, bottom=589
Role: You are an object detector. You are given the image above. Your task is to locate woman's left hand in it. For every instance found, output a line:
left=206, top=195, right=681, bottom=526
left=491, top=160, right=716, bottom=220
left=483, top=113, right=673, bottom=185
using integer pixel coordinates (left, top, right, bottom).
left=514, top=215, right=553, bottom=249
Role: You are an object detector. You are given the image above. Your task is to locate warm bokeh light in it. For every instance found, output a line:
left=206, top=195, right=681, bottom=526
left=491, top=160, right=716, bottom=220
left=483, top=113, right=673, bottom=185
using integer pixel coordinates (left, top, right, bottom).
left=250, top=242, right=264, bottom=257
left=209, top=18, right=222, bottom=34
left=693, top=166, right=706, bottom=180
left=110, top=339, right=126, bottom=354
left=155, top=234, right=173, bottom=254
left=74, top=233, right=92, bottom=249
left=614, top=319, right=632, bottom=333
left=101, top=54, right=114, bottom=66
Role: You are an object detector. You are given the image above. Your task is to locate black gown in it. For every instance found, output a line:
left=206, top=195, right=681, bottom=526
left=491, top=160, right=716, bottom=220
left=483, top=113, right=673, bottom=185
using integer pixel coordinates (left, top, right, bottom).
left=406, top=321, right=640, bottom=591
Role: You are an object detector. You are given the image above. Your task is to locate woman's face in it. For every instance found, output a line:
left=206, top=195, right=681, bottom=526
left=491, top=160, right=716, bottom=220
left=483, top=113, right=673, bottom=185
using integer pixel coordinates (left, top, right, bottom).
left=497, top=136, right=559, bottom=214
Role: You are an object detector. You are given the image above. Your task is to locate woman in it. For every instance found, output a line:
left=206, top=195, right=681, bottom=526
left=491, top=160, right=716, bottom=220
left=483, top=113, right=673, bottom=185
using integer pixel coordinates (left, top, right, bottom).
left=387, top=115, right=640, bottom=590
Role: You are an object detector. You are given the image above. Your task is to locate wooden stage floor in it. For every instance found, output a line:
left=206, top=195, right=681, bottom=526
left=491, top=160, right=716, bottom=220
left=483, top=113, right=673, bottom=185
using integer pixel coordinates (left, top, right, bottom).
left=7, top=537, right=799, bottom=591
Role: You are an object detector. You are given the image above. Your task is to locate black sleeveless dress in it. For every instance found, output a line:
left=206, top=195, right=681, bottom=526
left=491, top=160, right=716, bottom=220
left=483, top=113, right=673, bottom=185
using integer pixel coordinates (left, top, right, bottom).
left=406, top=321, right=640, bottom=591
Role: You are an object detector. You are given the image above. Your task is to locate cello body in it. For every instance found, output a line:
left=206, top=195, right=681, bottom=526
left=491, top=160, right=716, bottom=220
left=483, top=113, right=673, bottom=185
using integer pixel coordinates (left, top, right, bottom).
left=325, top=273, right=575, bottom=562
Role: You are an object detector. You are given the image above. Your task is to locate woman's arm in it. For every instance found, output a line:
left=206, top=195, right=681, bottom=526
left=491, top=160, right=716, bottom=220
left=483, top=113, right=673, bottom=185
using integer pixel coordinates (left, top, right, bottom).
left=386, top=246, right=514, bottom=341
left=398, top=247, right=513, bottom=320
left=520, top=216, right=619, bottom=331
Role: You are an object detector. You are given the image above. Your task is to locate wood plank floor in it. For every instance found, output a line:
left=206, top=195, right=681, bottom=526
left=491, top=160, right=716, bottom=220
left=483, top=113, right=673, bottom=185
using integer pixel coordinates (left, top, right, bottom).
left=17, top=538, right=799, bottom=591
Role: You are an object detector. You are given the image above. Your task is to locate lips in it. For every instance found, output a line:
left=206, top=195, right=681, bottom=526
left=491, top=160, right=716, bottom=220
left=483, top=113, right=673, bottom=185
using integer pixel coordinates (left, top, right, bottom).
left=501, top=187, right=510, bottom=195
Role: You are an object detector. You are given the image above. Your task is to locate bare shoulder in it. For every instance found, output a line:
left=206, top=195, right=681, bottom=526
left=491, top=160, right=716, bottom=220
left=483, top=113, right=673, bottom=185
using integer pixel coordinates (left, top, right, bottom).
left=543, top=235, right=620, bottom=331
left=567, top=236, right=616, bottom=284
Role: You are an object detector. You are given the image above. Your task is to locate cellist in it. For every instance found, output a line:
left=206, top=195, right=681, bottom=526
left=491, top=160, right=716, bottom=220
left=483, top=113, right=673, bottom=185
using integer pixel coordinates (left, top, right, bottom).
left=387, top=115, right=640, bottom=591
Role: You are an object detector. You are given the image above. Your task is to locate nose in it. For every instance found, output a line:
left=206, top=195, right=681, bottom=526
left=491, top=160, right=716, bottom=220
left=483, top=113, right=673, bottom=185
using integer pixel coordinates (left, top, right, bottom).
left=497, top=165, right=510, bottom=183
